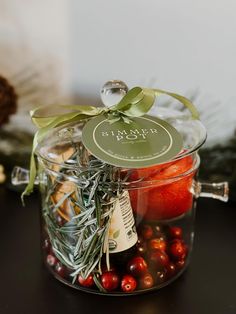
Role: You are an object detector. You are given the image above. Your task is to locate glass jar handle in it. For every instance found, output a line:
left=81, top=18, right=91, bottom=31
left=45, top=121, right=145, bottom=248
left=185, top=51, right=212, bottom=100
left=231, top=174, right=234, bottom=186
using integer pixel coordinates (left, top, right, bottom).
left=11, top=166, right=89, bottom=188
left=11, top=166, right=39, bottom=185
left=194, top=181, right=229, bottom=202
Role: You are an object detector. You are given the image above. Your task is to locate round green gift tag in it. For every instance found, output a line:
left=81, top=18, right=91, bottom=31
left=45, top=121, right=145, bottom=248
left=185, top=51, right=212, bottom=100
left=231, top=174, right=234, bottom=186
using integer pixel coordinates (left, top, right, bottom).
left=82, top=114, right=183, bottom=168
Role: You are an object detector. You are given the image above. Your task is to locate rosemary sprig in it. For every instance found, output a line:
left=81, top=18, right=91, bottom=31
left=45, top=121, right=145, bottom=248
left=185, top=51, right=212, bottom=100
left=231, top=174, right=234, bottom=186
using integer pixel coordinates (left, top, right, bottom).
left=42, top=140, right=125, bottom=289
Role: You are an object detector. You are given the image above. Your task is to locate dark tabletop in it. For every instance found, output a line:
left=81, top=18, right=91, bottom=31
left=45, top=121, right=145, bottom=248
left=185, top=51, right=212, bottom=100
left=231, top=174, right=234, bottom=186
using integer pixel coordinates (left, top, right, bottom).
left=0, top=186, right=236, bottom=314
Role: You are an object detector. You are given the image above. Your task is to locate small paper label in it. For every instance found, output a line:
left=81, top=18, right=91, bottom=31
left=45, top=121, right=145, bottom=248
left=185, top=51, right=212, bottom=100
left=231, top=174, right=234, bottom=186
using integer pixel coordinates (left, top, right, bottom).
left=82, top=114, right=183, bottom=168
left=108, top=191, right=137, bottom=253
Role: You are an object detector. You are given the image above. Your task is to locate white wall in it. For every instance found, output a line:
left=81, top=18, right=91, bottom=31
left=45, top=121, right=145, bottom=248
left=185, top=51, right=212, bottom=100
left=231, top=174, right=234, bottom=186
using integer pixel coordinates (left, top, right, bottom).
left=69, top=0, right=236, bottom=97
left=1, top=0, right=236, bottom=144
left=68, top=0, right=236, bottom=145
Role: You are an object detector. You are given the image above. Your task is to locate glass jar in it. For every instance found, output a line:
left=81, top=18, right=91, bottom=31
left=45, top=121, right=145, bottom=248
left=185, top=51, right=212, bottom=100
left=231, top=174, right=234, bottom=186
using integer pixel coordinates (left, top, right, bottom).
left=12, top=105, right=228, bottom=295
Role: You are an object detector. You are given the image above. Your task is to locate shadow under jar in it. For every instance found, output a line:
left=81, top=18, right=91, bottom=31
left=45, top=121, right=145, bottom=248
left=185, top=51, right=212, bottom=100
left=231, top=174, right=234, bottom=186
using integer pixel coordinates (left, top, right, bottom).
left=12, top=109, right=228, bottom=295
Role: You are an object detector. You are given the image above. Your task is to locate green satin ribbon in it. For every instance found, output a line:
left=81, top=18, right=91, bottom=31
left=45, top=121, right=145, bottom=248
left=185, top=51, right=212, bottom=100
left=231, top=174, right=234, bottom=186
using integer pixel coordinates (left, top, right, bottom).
left=22, top=87, right=199, bottom=202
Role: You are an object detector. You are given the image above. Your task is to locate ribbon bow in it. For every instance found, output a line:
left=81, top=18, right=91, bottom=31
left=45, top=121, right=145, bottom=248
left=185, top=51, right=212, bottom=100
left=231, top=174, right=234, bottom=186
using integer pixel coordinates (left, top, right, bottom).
left=22, top=87, right=199, bottom=201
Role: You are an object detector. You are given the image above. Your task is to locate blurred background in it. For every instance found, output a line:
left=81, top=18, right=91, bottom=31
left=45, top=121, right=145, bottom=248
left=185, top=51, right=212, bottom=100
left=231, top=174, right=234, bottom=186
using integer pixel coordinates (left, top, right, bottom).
left=0, top=0, right=235, bottom=196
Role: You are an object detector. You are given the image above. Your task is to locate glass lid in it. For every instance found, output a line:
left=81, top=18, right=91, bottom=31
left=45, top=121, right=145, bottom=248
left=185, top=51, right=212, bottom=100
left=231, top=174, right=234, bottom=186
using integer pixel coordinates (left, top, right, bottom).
left=35, top=80, right=207, bottom=170
left=36, top=109, right=206, bottom=170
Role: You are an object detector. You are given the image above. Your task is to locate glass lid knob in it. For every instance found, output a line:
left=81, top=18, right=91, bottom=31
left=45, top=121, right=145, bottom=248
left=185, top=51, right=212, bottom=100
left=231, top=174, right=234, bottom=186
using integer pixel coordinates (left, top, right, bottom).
left=100, top=80, right=129, bottom=107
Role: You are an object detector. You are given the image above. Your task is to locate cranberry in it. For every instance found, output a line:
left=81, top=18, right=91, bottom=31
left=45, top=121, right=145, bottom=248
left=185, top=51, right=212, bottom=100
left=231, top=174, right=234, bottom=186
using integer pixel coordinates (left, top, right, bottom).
left=139, top=273, right=154, bottom=289
left=175, top=259, right=186, bottom=270
left=154, top=225, right=164, bottom=237
left=101, top=271, right=119, bottom=291
left=165, top=262, right=176, bottom=278
left=169, top=226, right=183, bottom=239
left=140, top=224, right=153, bottom=240
left=136, top=239, right=147, bottom=255
left=127, top=256, right=148, bottom=277
left=78, top=274, right=94, bottom=287
left=169, top=239, right=187, bottom=261
left=156, top=270, right=167, bottom=284
left=46, top=254, right=57, bottom=267
left=121, top=275, right=137, bottom=293
left=149, top=238, right=167, bottom=251
left=149, top=249, right=169, bottom=270
left=55, top=263, right=66, bottom=277
left=43, top=238, right=51, bottom=252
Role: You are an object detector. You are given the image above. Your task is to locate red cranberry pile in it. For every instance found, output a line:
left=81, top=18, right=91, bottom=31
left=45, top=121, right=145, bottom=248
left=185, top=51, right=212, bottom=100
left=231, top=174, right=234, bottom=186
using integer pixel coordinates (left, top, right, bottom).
left=43, top=224, right=188, bottom=294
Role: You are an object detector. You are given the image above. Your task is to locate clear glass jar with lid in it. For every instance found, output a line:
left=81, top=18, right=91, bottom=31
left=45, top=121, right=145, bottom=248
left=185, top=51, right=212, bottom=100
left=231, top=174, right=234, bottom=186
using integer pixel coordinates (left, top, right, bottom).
left=12, top=81, right=228, bottom=295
